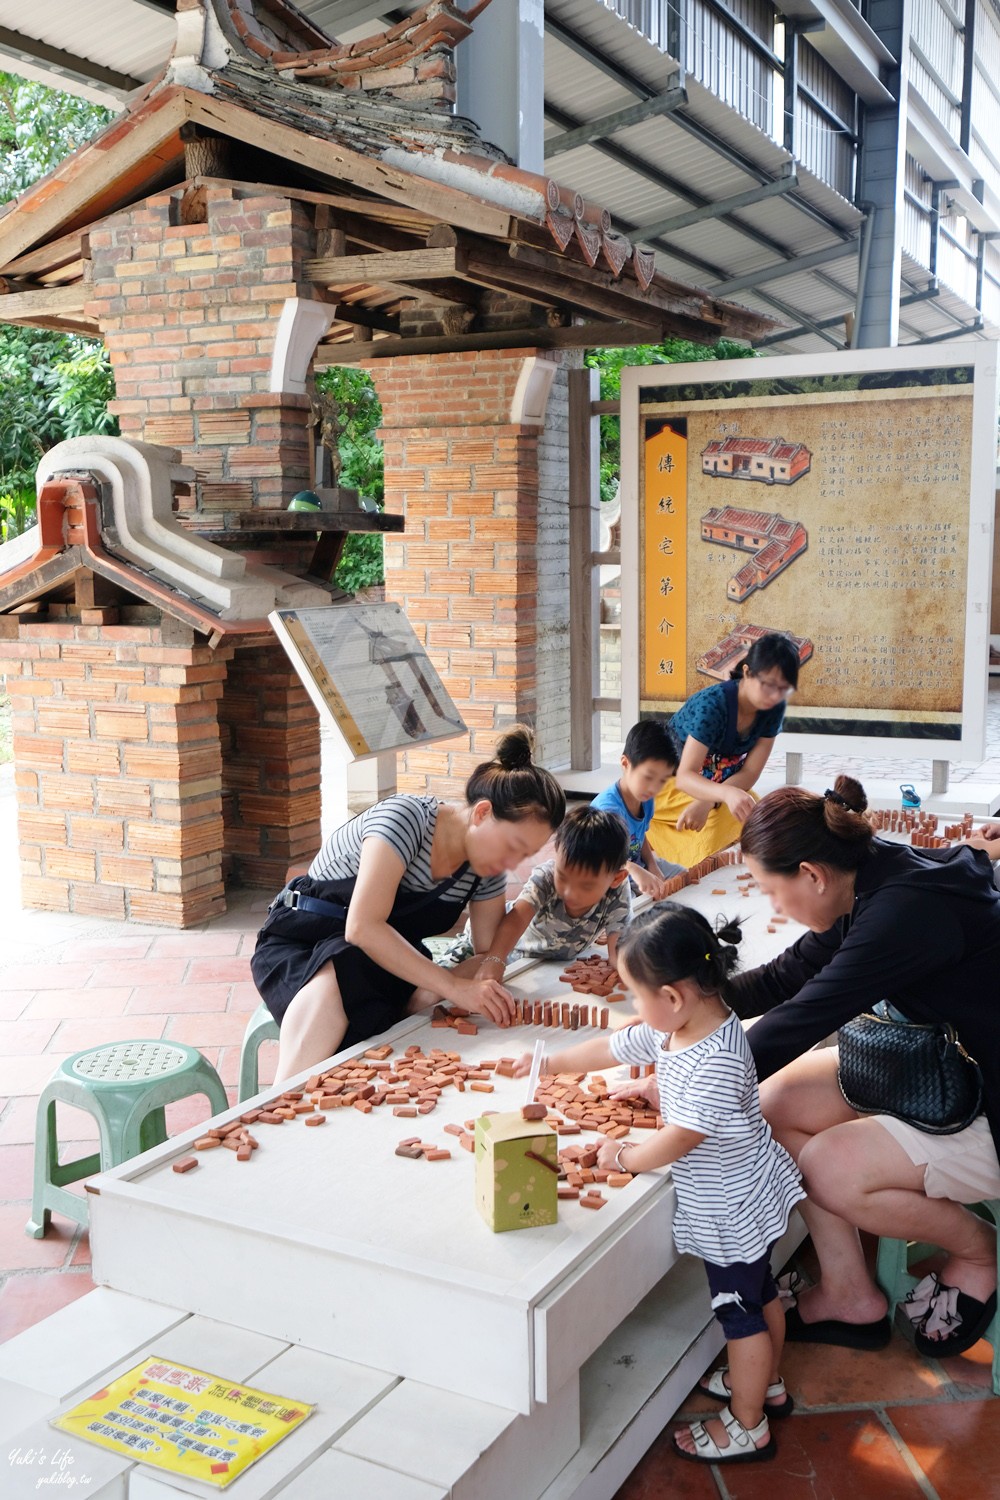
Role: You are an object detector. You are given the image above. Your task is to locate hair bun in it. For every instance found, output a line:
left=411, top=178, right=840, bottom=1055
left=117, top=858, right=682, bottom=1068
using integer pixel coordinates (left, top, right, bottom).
left=715, top=917, right=743, bottom=947
left=833, top=774, right=867, bottom=814
left=494, top=724, right=535, bottom=771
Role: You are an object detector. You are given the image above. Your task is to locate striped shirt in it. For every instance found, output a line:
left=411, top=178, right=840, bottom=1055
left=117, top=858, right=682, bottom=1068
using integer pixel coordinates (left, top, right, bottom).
left=308, top=795, right=505, bottom=906
left=611, top=1012, right=804, bottom=1263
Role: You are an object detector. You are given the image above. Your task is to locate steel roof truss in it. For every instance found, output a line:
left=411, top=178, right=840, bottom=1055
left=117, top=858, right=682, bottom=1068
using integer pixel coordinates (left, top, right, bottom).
left=544, top=81, right=688, bottom=158
left=633, top=168, right=798, bottom=242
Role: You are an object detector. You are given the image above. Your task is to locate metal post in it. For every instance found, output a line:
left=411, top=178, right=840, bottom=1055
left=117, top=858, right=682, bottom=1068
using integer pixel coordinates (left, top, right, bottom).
left=930, top=182, right=940, bottom=278
left=783, top=23, right=798, bottom=157
left=568, top=366, right=602, bottom=772
left=960, top=0, right=976, bottom=157
left=931, top=760, right=950, bottom=796
left=667, top=0, right=683, bottom=63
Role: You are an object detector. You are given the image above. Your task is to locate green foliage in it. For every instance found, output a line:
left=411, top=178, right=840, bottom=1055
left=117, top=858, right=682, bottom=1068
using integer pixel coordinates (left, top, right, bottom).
left=585, top=338, right=757, bottom=502
left=50, top=347, right=118, bottom=437
left=0, top=72, right=113, bottom=196
left=315, top=367, right=386, bottom=593
left=0, top=76, right=117, bottom=540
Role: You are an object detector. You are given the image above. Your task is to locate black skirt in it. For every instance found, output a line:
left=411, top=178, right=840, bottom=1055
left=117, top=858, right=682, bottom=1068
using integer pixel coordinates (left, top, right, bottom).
left=250, top=871, right=474, bottom=1049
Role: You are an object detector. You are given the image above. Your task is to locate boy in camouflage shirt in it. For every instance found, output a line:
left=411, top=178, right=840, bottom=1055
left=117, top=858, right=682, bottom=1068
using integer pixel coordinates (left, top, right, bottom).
left=478, top=806, right=632, bottom=974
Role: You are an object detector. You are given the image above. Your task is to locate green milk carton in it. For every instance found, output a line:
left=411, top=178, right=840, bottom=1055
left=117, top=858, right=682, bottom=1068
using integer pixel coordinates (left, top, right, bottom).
left=474, top=1111, right=558, bottom=1232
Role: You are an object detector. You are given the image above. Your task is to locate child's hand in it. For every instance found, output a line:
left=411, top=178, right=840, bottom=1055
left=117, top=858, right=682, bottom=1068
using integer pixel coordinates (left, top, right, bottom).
left=596, top=1138, right=626, bottom=1171
left=676, top=800, right=711, bottom=832
left=647, top=871, right=673, bottom=900
left=609, top=1076, right=659, bottom=1108
left=512, top=1052, right=535, bottom=1078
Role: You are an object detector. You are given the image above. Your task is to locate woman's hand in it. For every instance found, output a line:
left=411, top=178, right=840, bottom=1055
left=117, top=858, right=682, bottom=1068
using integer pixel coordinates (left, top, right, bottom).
left=475, top=957, right=507, bottom=982
left=962, top=834, right=1000, bottom=860
left=723, top=785, right=757, bottom=823
left=609, top=1076, right=660, bottom=1109
left=449, top=973, right=516, bottom=1027
left=676, top=799, right=711, bottom=832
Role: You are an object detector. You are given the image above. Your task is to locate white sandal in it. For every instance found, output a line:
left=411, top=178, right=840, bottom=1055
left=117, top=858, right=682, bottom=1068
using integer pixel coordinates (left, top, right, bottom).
left=673, top=1404, right=775, bottom=1464
left=698, top=1366, right=794, bottom=1417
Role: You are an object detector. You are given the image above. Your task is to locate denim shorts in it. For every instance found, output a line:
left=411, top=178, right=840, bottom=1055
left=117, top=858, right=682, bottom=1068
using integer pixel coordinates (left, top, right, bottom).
left=702, top=1244, right=778, bottom=1339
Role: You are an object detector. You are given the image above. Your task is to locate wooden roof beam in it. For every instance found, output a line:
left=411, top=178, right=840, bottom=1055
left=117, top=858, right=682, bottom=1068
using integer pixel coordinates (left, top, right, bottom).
left=0, top=283, right=88, bottom=324
left=315, top=321, right=669, bottom=363
left=304, top=247, right=467, bottom=285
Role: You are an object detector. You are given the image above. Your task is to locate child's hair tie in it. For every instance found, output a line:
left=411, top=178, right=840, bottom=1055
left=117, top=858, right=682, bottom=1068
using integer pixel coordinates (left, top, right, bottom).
left=824, top=787, right=849, bottom=808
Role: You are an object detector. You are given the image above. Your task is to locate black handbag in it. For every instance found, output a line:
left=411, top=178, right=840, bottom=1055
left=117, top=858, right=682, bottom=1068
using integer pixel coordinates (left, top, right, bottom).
left=837, top=1001, right=983, bottom=1134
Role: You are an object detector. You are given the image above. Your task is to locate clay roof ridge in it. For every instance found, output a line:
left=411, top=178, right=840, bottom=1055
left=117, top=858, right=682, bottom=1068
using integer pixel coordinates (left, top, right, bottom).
left=215, top=56, right=495, bottom=157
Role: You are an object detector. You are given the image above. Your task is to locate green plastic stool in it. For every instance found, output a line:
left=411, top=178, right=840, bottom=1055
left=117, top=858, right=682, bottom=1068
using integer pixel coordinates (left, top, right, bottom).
left=238, top=1002, right=280, bottom=1102
left=26, top=1040, right=228, bottom=1239
left=876, top=1197, right=1000, bottom=1393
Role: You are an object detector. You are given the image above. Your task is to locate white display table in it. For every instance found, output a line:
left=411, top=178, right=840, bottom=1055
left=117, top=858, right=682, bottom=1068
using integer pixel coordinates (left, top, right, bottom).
left=3, top=863, right=807, bottom=1499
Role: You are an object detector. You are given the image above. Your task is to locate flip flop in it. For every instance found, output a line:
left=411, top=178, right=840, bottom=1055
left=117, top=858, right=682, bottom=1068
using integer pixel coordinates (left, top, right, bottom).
left=913, top=1289, right=997, bottom=1360
left=783, top=1305, right=892, bottom=1350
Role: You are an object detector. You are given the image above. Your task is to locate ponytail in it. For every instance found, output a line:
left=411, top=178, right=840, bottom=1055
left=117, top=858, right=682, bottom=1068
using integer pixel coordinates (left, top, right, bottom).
left=464, top=724, right=566, bottom=829
left=741, top=774, right=873, bottom=874
left=618, top=903, right=742, bottom=1006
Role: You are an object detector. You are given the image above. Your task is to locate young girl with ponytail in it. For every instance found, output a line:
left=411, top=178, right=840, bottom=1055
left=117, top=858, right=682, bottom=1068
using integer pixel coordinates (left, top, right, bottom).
left=515, top=903, right=804, bottom=1465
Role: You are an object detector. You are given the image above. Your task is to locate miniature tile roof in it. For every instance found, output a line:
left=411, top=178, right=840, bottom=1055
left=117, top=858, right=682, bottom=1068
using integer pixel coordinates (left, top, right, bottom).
left=705, top=506, right=779, bottom=531
left=0, top=0, right=773, bottom=353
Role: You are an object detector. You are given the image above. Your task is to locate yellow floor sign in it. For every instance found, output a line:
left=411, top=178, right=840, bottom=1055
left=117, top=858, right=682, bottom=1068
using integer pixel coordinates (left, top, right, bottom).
left=52, top=1357, right=313, bottom=1488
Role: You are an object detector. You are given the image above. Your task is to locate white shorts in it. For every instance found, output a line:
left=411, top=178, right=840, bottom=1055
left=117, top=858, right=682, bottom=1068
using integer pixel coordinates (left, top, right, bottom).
left=874, top=1114, right=1000, bottom=1203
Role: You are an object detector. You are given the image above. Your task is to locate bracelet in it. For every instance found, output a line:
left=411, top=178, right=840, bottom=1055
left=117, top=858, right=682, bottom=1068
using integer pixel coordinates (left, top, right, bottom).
left=481, top=955, right=506, bottom=969
left=613, top=1142, right=634, bottom=1173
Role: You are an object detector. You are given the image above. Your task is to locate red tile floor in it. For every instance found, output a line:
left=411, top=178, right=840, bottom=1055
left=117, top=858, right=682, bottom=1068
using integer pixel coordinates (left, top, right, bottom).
left=1, top=841, right=996, bottom=1496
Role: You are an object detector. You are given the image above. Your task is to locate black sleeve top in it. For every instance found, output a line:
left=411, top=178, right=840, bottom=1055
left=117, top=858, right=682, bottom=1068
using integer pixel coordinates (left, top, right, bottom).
left=731, top=839, right=1000, bottom=1157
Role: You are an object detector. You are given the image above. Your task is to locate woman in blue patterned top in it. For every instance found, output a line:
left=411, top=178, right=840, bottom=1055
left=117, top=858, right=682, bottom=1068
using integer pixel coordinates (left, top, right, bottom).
left=648, top=632, right=800, bottom=868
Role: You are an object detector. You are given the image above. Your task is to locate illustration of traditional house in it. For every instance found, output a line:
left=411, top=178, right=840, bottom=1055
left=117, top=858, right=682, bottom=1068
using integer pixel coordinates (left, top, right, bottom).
left=695, top=624, right=814, bottom=681
left=701, top=436, right=811, bottom=484
left=700, top=507, right=808, bottom=601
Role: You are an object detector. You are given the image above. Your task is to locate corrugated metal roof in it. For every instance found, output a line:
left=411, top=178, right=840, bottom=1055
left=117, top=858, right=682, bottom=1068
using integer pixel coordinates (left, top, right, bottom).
left=0, top=0, right=173, bottom=95
left=0, top=0, right=989, bottom=348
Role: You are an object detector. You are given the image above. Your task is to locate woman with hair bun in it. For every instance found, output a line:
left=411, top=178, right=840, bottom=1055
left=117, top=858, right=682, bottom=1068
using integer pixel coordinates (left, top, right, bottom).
left=252, top=726, right=565, bottom=1079
left=733, top=774, right=1000, bottom=1360
left=648, top=631, right=801, bottom=868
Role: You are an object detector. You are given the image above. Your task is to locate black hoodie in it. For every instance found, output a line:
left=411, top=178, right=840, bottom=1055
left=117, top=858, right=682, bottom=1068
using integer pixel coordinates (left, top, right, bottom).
left=731, top=838, right=1000, bottom=1157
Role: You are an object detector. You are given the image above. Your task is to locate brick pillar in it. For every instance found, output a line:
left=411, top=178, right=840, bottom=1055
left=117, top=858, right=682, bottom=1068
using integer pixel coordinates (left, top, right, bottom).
left=368, top=348, right=542, bottom=794
left=3, top=613, right=232, bottom=926
left=88, top=185, right=316, bottom=516
left=218, top=643, right=322, bottom=888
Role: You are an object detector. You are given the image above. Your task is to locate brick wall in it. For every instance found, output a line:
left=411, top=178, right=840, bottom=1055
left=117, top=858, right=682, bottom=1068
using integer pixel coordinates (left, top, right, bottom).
left=88, top=185, right=316, bottom=514
left=3, top=611, right=233, bottom=926
left=218, top=643, right=322, bottom=887
left=368, top=347, right=549, bottom=795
